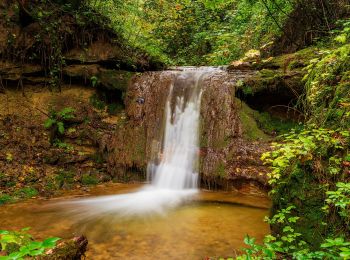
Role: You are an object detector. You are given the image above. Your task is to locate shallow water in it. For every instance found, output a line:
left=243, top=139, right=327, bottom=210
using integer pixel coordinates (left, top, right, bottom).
left=0, top=184, right=270, bottom=260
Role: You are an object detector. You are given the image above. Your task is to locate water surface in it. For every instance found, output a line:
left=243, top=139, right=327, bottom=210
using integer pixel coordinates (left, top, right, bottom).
left=0, top=183, right=270, bottom=260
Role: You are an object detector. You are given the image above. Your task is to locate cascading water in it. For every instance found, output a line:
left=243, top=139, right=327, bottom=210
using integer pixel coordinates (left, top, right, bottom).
left=62, top=68, right=215, bottom=216
left=148, top=70, right=203, bottom=190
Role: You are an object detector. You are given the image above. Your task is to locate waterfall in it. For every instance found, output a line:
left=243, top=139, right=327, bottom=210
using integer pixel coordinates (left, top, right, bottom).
left=148, top=70, right=204, bottom=190
left=61, top=68, right=216, bottom=216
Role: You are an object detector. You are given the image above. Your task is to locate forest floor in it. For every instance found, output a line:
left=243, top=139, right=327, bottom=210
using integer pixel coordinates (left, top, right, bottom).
left=0, top=84, right=124, bottom=204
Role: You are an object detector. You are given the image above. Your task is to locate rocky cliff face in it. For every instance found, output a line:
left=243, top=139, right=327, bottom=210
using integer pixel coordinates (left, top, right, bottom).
left=0, top=0, right=163, bottom=94
left=0, top=1, right=277, bottom=193
left=0, top=1, right=164, bottom=198
left=102, top=69, right=270, bottom=191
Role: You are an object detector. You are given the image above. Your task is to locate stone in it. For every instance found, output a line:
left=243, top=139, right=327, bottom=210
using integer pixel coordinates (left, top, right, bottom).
left=227, top=60, right=252, bottom=71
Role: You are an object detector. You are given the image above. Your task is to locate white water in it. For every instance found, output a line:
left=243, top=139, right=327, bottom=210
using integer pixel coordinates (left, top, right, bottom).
left=61, top=69, right=213, bottom=216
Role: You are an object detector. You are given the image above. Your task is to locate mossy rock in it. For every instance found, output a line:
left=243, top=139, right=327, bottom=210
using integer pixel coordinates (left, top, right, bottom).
left=237, top=99, right=269, bottom=141
left=98, top=69, right=134, bottom=91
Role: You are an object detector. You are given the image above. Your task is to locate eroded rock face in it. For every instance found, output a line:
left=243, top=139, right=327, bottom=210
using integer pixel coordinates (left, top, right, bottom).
left=103, top=69, right=270, bottom=189
left=101, top=71, right=175, bottom=179
left=0, top=0, right=164, bottom=93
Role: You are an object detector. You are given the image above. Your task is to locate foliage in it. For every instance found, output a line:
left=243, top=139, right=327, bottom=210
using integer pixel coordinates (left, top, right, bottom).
left=261, top=128, right=349, bottom=186
left=13, top=188, right=38, bottom=199
left=325, top=182, right=350, bottom=226
left=303, top=20, right=350, bottom=128
left=86, top=0, right=294, bottom=65
left=0, top=195, right=13, bottom=206
left=237, top=127, right=350, bottom=258
left=238, top=206, right=350, bottom=259
left=0, top=228, right=60, bottom=260
left=0, top=187, right=39, bottom=206
left=44, top=107, right=75, bottom=143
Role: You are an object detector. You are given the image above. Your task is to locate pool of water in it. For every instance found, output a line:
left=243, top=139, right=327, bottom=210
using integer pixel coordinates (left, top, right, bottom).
left=0, top=183, right=270, bottom=259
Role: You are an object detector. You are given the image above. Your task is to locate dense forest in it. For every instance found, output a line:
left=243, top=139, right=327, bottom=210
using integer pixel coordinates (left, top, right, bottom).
left=0, top=0, right=350, bottom=259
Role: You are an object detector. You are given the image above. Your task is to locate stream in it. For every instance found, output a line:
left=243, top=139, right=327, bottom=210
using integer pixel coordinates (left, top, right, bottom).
left=0, top=183, right=269, bottom=259
left=1, top=67, right=270, bottom=259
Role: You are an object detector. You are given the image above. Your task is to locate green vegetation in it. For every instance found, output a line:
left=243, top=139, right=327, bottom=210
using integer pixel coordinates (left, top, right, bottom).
left=87, top=0, right=293, bottom=65
left=0, top=228, right=60, bottom=259
left=237, top=21, right=350, bottom=259
left=55, top=170, right=76, bottom=189
left=81, top=174, right=99, bottom=185
left=238, top=101, right=270, bottom=141
left=0, top=188, right=38, bottom=206
left=1, top=0, right=350, bottom=259
left=44, top=107, right=75, bottom=136
left=238, top=99, right=301, bottom=140
left=304, top=40, right=350, bottom=128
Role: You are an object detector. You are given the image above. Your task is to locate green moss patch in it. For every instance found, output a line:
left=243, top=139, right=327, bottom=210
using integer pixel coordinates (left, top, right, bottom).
left=237, top=100, right=270, bottom=141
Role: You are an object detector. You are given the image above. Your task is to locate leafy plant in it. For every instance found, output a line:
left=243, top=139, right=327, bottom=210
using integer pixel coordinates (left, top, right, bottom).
left=303, top=21, right=350, bottom=128
left=237, top=206, right=350, bottom=259
left=0, top=228, right=60, bottom=260
left=325, top=182, right=350, bottom=222
left=13, top=188, right=38, bottom=199
left=44, top=107, right=75, bottom=135
left=262, top=128, right=348, bottom=186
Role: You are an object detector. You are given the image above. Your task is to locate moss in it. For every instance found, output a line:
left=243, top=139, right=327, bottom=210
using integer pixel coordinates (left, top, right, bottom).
left=0, top=188, right=38, bottom=205
left=81, top=174, right=99, bottom=185
left=237, top=99, right=270, bottom=141
left=215, top=162, right=226, bottom=178
left=55, top=170, right=75, bottom=189
left=254, top=111, right=302, bottom=135
left=256, top=46, right=321, bottom=71
left=0, top=194, right=13, bottom=205
left=305, top=44, right=350, bottom=128
left=13, top=187, right=38, bottom=199
left=98, top=70, right=134, bottom=91
left=258, top=69, right=282, bottom=79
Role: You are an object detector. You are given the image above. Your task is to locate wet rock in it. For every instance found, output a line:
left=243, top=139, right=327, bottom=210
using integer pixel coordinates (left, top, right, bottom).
left=104, top=69, right=271, bottom=189
left=41, top=235, right=88, bottom=260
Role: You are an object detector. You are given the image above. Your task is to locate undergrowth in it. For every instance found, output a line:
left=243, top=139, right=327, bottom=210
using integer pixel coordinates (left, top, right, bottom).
left=237, top=20, right=350, bottom=259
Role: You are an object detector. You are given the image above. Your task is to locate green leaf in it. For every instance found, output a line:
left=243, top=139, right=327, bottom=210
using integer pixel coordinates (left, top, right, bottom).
left=335, top=34, right=347, bottom=44
left=29, top=248, right=45, bottom=256
left=57, top=122, right=65, bottom=134
left=8, top=251, right=25, bottom=259
left=44, top=118, right=56, bottom=129
left=42, top=237, right=60, bottom=248
left=26, top=241, right=42, bottom=250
